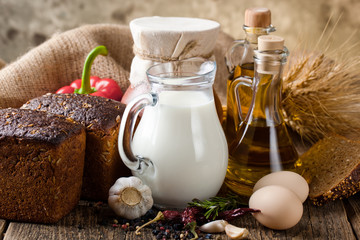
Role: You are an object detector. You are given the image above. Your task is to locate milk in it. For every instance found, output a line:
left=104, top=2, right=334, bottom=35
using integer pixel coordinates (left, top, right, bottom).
left=131, top=90, right=228, bottom=208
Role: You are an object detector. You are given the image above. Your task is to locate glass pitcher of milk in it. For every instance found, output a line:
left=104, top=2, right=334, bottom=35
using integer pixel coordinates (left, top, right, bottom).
left=118, top=59, right=228, bottom=209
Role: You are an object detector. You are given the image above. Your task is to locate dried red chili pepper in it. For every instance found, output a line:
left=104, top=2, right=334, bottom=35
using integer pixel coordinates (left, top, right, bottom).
left=135, top=206, right=259, bottom=237
left=162, top=210, right=182, bottom=222
left=181, top=206, right=206, bottom=226
left=217, top=208, right=260, bottom=221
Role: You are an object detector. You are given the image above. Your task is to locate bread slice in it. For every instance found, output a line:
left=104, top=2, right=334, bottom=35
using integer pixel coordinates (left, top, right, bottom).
left=22, top=93, right=131, bottom=201
left=298, top=134, right=360, bottom=206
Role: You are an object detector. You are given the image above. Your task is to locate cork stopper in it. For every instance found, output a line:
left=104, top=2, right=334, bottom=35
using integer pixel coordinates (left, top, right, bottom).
left=244, top=8, right=271, bottom=27
left=258, top=35, right=284, bottom=51
left=256, top=35, right=285, bottom=74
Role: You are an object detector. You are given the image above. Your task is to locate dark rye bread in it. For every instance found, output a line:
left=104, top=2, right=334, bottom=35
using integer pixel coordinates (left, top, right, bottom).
left=298, top=134, right=360, bottom=206
left=0, top=108, right=86, bottom=223
left=21, top=93, right=131, bottom=201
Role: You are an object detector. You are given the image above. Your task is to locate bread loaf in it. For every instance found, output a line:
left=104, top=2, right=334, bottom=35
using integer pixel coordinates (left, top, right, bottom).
left=22, top=93, right=131, bottom=201
left=298, top=134, right=360, bottom=206
left=0, top=108, right=86, bottom=223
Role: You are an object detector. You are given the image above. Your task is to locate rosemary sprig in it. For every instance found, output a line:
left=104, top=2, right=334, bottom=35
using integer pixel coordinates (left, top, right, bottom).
left=188, top=194, right=242, bottom=220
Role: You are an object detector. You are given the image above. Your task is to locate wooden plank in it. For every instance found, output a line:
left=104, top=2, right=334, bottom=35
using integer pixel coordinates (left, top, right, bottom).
left=344, top=193, right=360, bottom=239
left=0, top=219, right=7, bottom=239
left=292, top=199, right=355, bottom=239
left=2, top=201, right=226, bottom=240
left=3, top=202, right=152, bottom=240
left=3, top=198, right=357, bottom=240
left=232, top=199, right=356, bottom=239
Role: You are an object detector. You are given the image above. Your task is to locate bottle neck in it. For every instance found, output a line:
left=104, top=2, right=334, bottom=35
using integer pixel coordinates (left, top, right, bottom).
left=250, top=50, right=287, bottom=126
left=243, top=25, right=276, bottom=45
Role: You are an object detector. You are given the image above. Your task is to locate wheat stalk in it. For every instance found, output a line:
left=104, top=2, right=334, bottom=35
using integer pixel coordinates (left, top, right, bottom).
left=282, top=30, right=360, bottom=143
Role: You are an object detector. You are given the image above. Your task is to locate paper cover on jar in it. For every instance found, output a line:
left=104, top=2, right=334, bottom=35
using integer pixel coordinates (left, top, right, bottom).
left=129, top=16, right=220, bottom=87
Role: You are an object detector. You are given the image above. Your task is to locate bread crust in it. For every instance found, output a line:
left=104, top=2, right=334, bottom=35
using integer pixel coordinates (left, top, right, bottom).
left=310, top=163, right=360, bottom=206
left=298, top=134, right=360, bottom=206
left=0, top=108, right=86, bottom=223
left=22, top=93, right=125, bottom=132
left=22, top=93, right=131, bottom=200
left=0, top=108, right=82, bottom=144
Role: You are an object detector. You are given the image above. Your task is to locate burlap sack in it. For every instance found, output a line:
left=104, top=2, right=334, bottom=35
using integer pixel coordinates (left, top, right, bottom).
left=0, top=24, right=233, bottom=108
left=0, top=59, right=5, bottom=70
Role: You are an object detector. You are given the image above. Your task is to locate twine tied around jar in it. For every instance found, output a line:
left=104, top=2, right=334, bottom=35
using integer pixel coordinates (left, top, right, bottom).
left=132, top=40, right=214, bottom=62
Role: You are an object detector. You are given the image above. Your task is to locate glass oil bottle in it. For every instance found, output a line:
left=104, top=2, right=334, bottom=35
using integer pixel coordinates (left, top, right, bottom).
left=224, top=35, right=299, bottom=198
left=224, top=7, right=275, bottom=143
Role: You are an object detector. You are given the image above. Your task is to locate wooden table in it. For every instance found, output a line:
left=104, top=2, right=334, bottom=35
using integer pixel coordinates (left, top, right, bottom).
left=1, top=132, right=358, bottom=240
left=1, top=192, right=360, bottom=240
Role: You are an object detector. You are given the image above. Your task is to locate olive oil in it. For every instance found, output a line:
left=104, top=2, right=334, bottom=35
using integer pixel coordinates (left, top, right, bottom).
left=225, top=121, right=298, bottom=197
left=225, top=63, right=254, bottom=142
left=224, top=7, right=275, bottom=143
left=224, top=36, right=298, bottom=198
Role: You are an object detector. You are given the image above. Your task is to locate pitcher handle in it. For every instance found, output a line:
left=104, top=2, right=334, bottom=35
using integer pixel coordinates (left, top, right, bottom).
left=225, top=39, right=248, bottom=72
left=118, top=92, right=157, bottom=174
left=231, top=76, right=255, bottom=128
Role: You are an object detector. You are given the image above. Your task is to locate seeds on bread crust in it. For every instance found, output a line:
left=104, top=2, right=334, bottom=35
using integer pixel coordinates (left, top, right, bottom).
left=298, top=134, right=360, bottom=206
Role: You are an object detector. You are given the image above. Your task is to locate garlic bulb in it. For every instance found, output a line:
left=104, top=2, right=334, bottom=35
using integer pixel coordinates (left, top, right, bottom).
left=108, top=176, right=153, bottom=220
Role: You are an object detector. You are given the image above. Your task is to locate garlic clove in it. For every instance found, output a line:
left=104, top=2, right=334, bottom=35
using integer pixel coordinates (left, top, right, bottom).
left=225, top=224, right=250, bottom=240
left=199, top=220, right=229, bottom=233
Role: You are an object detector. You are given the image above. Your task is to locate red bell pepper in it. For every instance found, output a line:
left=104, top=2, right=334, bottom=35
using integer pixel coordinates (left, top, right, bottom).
left=56, top=45, right=123, bottom=101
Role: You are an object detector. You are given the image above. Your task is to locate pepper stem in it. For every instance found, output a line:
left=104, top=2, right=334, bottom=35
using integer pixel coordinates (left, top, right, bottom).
left=186, top=221, right=199, bottom=240
left=135, top=211, right=164, bottom=235
left=75, top=45, right=108, bottom=95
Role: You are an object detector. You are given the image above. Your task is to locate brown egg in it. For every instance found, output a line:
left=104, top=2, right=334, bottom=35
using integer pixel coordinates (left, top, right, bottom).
left=249, top=185, right=303, bottom=230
